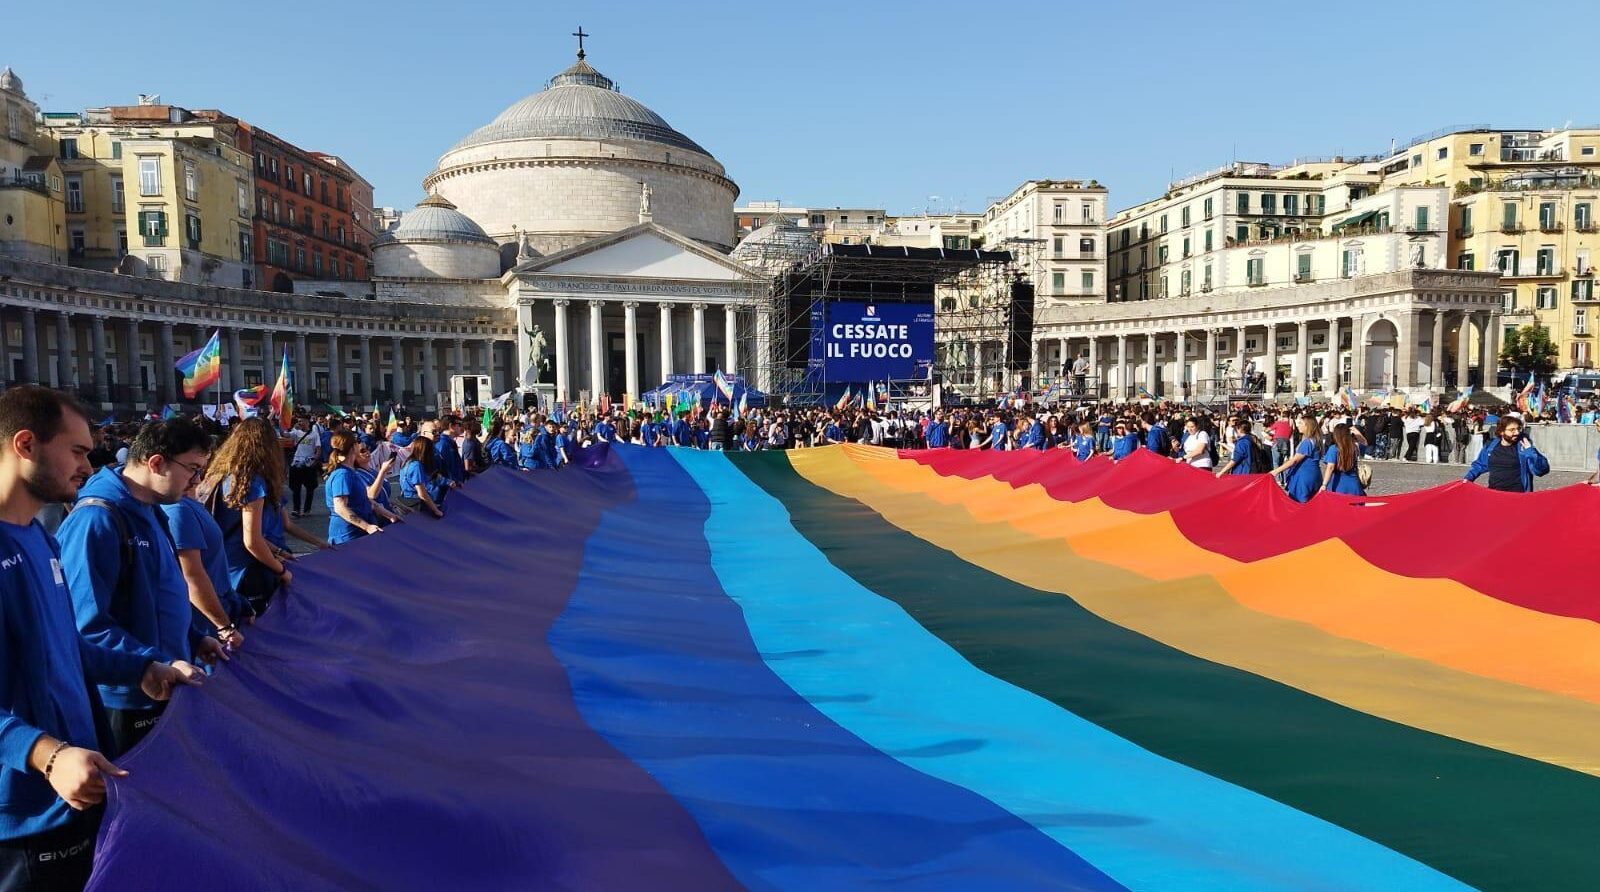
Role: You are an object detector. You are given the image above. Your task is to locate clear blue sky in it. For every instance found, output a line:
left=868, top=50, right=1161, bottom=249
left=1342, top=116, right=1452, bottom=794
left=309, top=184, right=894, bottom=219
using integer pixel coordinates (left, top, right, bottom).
left=7, top=0, right=1595, bottom=216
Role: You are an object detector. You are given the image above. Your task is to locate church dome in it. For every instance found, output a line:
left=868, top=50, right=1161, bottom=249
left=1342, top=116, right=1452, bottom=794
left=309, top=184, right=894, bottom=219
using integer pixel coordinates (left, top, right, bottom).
left=731, top=216, right=820, bottom=274
left=373, top=194, right=495, bottom=247
left=0, top=67, right=22, bottom=94
left=425, top=46, right=738, bottom=255
left=448, top=59, right=709, bottom=156
left=372, top=195, right=501, bottom=279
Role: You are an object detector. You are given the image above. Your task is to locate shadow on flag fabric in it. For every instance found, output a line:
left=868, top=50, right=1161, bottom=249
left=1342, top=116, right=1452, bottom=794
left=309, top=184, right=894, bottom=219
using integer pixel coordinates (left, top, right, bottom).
left=269, top=348, right=293, bottom=430
left=174, top=330, right=221, bottom=399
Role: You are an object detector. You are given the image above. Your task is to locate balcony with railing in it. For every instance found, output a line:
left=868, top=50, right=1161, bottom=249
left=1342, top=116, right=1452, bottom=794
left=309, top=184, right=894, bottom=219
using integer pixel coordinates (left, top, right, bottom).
left=1538, top=220, right=1565, bottom=234
left=1499, top=221, right=1524, bottom=234
left=0, top=175, right=50, bottom=196
left=1497, top=262, right=1563, bottom=280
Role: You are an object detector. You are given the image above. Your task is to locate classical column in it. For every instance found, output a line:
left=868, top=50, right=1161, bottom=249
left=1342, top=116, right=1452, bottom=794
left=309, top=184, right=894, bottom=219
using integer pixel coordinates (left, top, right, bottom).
left=553, top=300, right=571, bottom=403
left=588, top=300, right=604, bottom=401
left=754, top=304, right=773, bottom=392
left=1429, top=312, right=1446, bottom=389
left=55, top=312, right=74, bottom=391
left=658, top=302, right=673, bottom=383
left=452, top=338, right=465, bottom=380
left=420, top=338, right=438, bottom=410
left=1325, top=318, right=1340, bottom=394
left=225, top=328, right=243, bottom=391
left=1234, top=325, right=1247, bottom=392
left=1087, top=337, right=1100, bottom=395
left=1482, top=313, right=1502, bottom=387
left=261, top=330, right=275, bottom=386
left=20, top=308, right=39, bottom=384
left=1144, top=332, right=1157, bottom=395
left=122, top=319, right=140, bottom=402
left=1204, top=329, right=1218, bottom=395
left=1456, top=314, right=1472, bottom=389
left=623, top=301, right=640, bottom=402
left=725, top=304, right=738, bottom=375
left=1394, top=311, right=1420, bottom=389
left=158, top=322, right=176, bottom=403
left=1265, top=322, right=1279, bottom=398
left=389, top=335, right=404, bottom=404
left=91, top=316, right=109, bottom=403
left=1296, top=321, right=1310, bottom=395
left=357, top=335, right=372, bottom=405
left=1115, top=334, right=1128, bottom=398
left=691, top=303, right=707, bottom=373
left=327, top=333, right=342, bottom=405
left=484, top=340, right=497, bottom=393
left=293, top=331, right=309, bottom=401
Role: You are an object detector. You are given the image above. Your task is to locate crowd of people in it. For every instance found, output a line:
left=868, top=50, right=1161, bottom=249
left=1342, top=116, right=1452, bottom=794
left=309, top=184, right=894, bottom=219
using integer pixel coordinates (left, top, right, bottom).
left=0, top=381, right=1583, bottom=888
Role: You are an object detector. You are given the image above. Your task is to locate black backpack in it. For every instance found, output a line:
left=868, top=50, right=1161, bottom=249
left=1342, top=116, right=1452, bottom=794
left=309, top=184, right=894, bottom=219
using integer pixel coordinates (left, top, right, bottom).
left=1248, top=438, right=1274, bottom=474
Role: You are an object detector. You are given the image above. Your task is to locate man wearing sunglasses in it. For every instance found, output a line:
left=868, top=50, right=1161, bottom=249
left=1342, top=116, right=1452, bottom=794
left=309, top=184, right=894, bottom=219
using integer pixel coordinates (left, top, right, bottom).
left=55, top=419, right=215, bottom=756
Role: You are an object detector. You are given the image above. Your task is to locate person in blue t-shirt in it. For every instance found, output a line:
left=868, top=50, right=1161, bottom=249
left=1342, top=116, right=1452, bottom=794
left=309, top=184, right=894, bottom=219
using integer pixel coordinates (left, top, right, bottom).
left=1141, top=412, right=1169, bottom=457
left=1322, top=423, right=1367, bottom=495
left=1215, top=417, right=1259, bottom=477
left=56, top=418, right=223, bottom=755
left=1071, top=423, right=1096, bottom=461
left=433, top=417, right=467, bottom=485
left=401, top=436, right=447, bottom=518
left=202, top=417, right=299, bottom=617
left=163, top=478, right=252, bottom=653
left=522, top=420, right=558, bottom=470
left=324, top=432, right=384, bottom=545
left=671, top=414, right=693, bottom=447
left=988, top=415, right=1009, bottom=451
left=1268, top=415, right=1324, bottom=502
left=925, top=412, right=949, bottom=449
left=0, top=386, right=203, bottom=882
left=1110, top=422, right=1141, bottom=460
left=485, top=420, right=518, bottom=467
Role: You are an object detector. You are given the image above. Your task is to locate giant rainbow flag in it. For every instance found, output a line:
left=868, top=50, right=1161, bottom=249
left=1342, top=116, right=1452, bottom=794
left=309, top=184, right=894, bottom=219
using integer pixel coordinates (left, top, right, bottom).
left=89, top=445, right=1600, bottom=891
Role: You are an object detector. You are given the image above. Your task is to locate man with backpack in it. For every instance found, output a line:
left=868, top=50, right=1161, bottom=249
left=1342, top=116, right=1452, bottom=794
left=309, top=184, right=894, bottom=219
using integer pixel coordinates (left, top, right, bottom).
left=1140, top=412, right=1169, bottom=457
left=55, top=419, right=223, bottom=756
left=1216, top=417, right=1271, bottom=476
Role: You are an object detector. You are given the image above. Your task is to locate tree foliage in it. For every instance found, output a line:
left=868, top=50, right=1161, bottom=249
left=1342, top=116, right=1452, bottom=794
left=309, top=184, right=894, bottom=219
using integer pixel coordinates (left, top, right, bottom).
left=1499, top=324, right=1559, bottom=376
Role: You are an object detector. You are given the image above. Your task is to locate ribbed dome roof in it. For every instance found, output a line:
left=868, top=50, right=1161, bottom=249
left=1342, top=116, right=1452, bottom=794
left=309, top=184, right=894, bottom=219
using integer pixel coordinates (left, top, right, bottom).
left=374, top=194, right=495, bottom=246
left=731, top=215, right=820, bottom=273
left=447, top=56, right=710, bottom=156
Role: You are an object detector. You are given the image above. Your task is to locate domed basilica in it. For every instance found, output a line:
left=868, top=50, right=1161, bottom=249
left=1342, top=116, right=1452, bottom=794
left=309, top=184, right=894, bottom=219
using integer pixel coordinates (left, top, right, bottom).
left=365, top=42, right=767, bottom=405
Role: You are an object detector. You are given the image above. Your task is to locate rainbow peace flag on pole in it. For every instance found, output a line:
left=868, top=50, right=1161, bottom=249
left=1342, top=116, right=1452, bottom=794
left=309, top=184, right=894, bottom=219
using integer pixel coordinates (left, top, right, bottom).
left=233, top=385, right=267, bottom=418
left=1339, top=386, right=1358, bottom=410
left=175, top=330, right=222, bottom=399
left=714, top=369, right=735, bottom=403
left=269, top=347, right=293, bottom=431
left=1447, top=386, right=1475, bottom=412
left=835, top=386, right=854, bottom=411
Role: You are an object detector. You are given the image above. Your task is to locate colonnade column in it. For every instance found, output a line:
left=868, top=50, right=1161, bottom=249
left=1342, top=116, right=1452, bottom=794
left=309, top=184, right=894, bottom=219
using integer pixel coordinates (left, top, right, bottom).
left=91, top=316, right=109, bottom=403
left=260, top=330, right=275, bottom=386
left=1087, top=337, right=1100, bottom=396
left=1325, top=318, right=1340, bottom=394
left=158, top=322, right=176, bottom=403
left=1481, top=313, right=1501, bottom=388
left=587, top=300, right=604, bottom=402
left=1265, top=322, right=1279, bottom=398
left=55, top=312, right=74, bottom=391
left=122, top=319, right=140, bottom=403
left=1234, top=325, right=1247, bottom=392
left=452, top=339, right=465, bottom=382
left=1430, top=311, right=1446, bottom=389
left=691, top=303, right=706, bottom=373
left=1144, top=333, right=1157, bottom=396
left=725, top=304, right=738, bottom=376
left=293, top=331, right=309, bottom=402
left=420, top=338, right=438, bottom=410
left=1115, top=335, right=1128, bottom=398
left=226, top=329, right=242, bottom=391
left=327, top=334, right=342, bottom=405
left=1296, top=321, right=1310, bottom=396
left=1456, top=314, right=1472, bottom=389
left=658, top=302, right=673, bottom=383
left=389, top=336, right=404, bottom=405
left=1204, top=329, right=1217, bottom=396
left=1393, top=310, right=1419, bottom=390
left=623, top=301, right=639, bottom=402
left=20, top=308, right=40, bottom=385
left=357, top=336, right=371, bottom=406
left=553, top=300, right=570, bottom=404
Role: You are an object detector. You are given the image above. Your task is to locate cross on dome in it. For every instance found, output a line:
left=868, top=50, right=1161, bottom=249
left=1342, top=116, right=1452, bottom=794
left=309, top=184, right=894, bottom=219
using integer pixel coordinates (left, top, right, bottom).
left=573, top=26, right=589, bottom=60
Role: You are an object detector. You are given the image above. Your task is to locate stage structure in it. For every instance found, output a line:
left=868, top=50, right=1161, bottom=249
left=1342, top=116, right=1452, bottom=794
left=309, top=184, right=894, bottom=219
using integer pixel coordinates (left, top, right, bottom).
left=751, top=242, right=1014, bottom=406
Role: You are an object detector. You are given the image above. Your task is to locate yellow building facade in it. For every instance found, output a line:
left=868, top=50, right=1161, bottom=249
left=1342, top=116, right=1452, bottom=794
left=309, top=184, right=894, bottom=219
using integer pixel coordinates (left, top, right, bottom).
left=0, top=67, right=66, bottom=264
left=1378, top=127, right=1600, bottom=370
left=43, top=104, right=254, bottom=287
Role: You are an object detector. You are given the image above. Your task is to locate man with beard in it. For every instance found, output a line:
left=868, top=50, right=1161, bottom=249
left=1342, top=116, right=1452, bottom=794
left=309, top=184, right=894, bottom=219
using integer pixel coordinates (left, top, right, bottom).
left=0, top=386, right=204, bottom=891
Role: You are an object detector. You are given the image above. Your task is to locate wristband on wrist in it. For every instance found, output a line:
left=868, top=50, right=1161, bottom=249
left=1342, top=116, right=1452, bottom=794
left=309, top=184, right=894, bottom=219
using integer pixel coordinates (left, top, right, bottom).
left=216, top=623, right=238, bottom=635
left=43, top=740, right=70, bottom=778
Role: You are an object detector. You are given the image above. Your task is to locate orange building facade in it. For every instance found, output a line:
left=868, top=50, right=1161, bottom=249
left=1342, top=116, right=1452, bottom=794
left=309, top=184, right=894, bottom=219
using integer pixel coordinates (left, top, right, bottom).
left=243, top=125, right=369, bottom=291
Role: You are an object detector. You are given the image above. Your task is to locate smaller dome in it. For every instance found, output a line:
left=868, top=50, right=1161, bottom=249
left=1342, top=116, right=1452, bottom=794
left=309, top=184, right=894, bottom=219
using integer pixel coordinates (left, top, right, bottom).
left=0, top=67, right=22, bottom=94
left=374, top=194, right=495, bottom=246
left=731, top=216, right=820, bottom=273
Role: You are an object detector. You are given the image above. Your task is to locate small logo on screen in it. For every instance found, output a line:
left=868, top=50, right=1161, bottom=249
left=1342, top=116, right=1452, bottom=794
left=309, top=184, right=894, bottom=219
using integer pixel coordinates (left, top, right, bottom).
left=866, top=305, right=876, bottom=316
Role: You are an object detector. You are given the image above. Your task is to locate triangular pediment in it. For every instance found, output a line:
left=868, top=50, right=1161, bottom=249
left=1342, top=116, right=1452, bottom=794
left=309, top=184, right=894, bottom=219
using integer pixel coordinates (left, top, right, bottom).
left=508, top=223, right=763, bottom=282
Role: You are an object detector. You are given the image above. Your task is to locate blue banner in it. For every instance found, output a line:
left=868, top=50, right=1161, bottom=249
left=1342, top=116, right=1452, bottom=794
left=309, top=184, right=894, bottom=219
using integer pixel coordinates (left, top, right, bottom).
left=820, top=301, right=934, bottom=381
